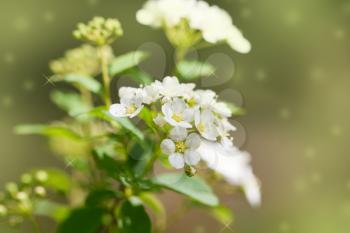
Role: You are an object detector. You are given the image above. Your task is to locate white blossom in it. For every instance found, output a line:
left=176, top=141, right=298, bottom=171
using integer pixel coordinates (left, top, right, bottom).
left=109, top=87, right=144, bottom=118
left=161, top=129, right=201, bottom=169
left=162, top=98, right=194, bottom=128
left=194, top=109, right=219, bottom=140
left=136, top=0, right=251, bottom=53
left=142, top=81, right=162, bottom=104
left=159, top=76, right=194, bottom=99
left=196, top=140, right=261, bottom=207
left=153, top=113, right=166, bottom=126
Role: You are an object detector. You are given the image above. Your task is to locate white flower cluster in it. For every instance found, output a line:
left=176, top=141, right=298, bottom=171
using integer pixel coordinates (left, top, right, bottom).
left=136, top=0, right=251, bottom=53
left=109, top=76, right=261, bottom=206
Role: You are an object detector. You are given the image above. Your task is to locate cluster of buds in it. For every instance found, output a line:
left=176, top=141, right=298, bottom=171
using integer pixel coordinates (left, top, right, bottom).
left=0, top=171, right=48, bottom=226
left=73, top=17, right=123, bottom=46
left=109, top=76, right=236, bottom=176
left=50, top=44, right=114, bottom=76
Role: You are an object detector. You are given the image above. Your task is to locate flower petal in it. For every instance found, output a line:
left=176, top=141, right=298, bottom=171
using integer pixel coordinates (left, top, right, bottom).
left=109, top=104, right=127, bottom=117
left=185, top=133, right=201, bottom=149
left=168, top=153, right=185, bottom=169
left=184, top=150, right=200, bottom=165
left=161, top=139, right=176, bottom=154
left=169, top=126, right=188, bottom=142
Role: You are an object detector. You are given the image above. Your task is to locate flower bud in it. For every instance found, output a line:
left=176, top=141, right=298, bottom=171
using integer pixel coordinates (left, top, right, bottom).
left=5, top=182, right=18, bottom=196
left=73, top=17, right=123, bottom=46
left=185, top=165, right=197, bottom=177
left=21, top=173, right=33, bottom=185
left=34, top=186, right=46, bottom=197
left=0, top=205, right=8, bottom=217
left=35, top=170, right=48, bottom=183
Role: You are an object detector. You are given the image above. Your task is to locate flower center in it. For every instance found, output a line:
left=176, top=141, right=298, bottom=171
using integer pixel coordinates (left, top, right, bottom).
left=175, top=141, right=186, bottom=153
left=126, top=104, right=137, bottom=114
left=172, top=113, right=183, bottom=122
left=198, top=122, right=206, bottom=133
left=187, top=98, right=197, bottom=107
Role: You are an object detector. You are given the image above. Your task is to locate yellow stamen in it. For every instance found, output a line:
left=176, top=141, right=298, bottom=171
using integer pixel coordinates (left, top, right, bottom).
left=198, top=122, right=206, bottom=133
left=172, top=113, right=183, bottom=122
left=175, top=141, right=186, bottom=153
left=126, top=104, right=137, bottom=114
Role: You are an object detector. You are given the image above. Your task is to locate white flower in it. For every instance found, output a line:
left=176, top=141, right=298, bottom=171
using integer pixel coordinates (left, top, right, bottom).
left=162, top=98, right=194, bottom=128
left=153, top=113, right=166, bottom=127
left=212, top=101, right=232, bottom=117
left=110, top=87, right=144, bottom=118
left=136, top=0, right=251, bottom=53
left=196, top=140, right=261, bottom=207
left=194, top=109, right=219, bottom=140
left=159, top=76, right=195, bottom=99
left=136, top=0, right=196, bottom=28
left=188, top=89, right=216, bottom=107
left=142, top=81, right=162, bottom=104
left=161, top=128, right=201, bottom=169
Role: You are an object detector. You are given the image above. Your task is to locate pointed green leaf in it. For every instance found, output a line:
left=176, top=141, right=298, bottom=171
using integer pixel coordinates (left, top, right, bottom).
left=50, top=90, right=89, bottom=117
left=152, top=173, right=219, bottom=207
left=33, top=200, right=70, bottom=222
left=109, top=51, right=149, bottom=77
left=57, top=207, right=105, bottom=233
left=50, top=74, right=101, bottom=93
left=118, top=199, right=151, bottom=233
left=177, top=60, right=215, bottom=80
left=125, top=68, right=153, bottom=85
left=15, top=124, right=82, bottom=140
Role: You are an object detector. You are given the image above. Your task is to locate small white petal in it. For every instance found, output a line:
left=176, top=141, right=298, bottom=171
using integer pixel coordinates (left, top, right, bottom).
left=185, top=133, right=201, bottom=150
left=161, top=139, right=175, bottom=154
left=109, top=104, right=126, bottom=117
left=153, top=114, right=166, bottom=126
left=184, top=150, right=200, bottom=165
left=169, top=153, right=185, bottom=169
left=169, top=127, right=188, bottom=142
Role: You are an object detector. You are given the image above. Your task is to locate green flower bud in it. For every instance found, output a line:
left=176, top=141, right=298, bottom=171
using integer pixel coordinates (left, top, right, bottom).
left=5, top=182, right=18, bottom=196
left=73, top=17, right=123, bottom=46
left=0, top=205, right=8, bottom=217
left=185, top=165, right=197, bottom=177
left=34, top=186, right=46, bottom=197
left=35, top=170, right=48, bottom=183
left=16, top=192, right=29, bottom=201
left=21, top=173, right=33, bottom=185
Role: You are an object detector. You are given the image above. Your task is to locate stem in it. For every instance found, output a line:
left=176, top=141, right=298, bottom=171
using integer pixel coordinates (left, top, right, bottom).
left=29, top=215, right=42, bottom=233
left=99, top=46, right=111, bottom=106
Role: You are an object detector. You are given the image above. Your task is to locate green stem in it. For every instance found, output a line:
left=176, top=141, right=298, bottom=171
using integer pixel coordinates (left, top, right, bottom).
left=29, top=215, right=42, bottom=233
left=99, top=46, right=111, bottom=106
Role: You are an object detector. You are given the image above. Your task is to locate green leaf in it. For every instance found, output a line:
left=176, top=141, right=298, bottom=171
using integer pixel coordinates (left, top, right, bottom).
left=88, top=107, right=144, bottom=141
left=85, top=189, right=119, bottom=207
left=109, top=51, right=149, bottom=77
left=225, top=102, right=246, bottom=116
left=210, top=205, right=234, bottom=225
left=15, top=124, right=82, bottom=140
left=125, top=68, right=153, bottom=85
left=57, top=207, right=105, bottom=233
left=33, top=200, right=70, bottom=222
left=152, top=173, right=219, bottom=207
left=116, top=118, right=144, bottom=141
left=50, top=74, right=101, bottom=93
left=177, top=60, right=215, bottom=80
left=118, top=199, right=151, bottom=233
left=139, top=193, right=166, bottom=230
left=33, top=169, right=72, bottom=193
left=128, top=141, right=153, bottom=178
left=93, top=148, right=124, bottom=179
left=50, top=90, right=89, bottom=117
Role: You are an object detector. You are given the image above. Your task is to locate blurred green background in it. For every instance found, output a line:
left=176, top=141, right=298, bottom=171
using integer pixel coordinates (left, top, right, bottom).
left=1, top=0, right=350, bottom=232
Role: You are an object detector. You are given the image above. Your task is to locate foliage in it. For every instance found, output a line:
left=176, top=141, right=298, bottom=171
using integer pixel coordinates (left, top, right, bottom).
left=1, top=1, right=260, bottom=232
